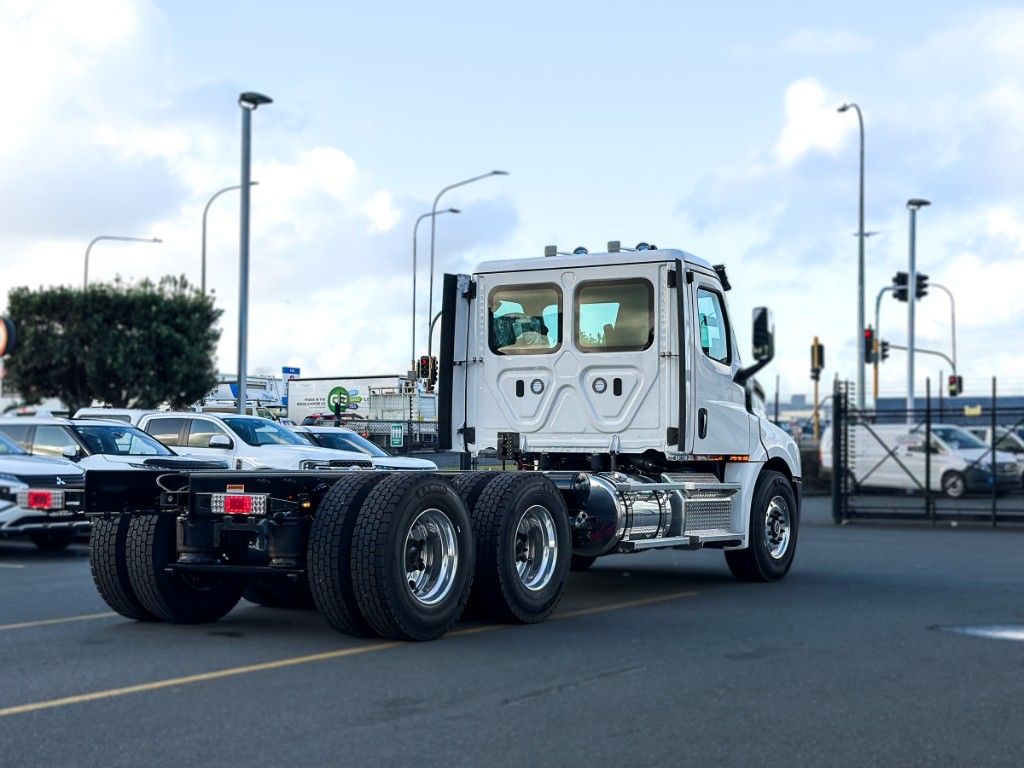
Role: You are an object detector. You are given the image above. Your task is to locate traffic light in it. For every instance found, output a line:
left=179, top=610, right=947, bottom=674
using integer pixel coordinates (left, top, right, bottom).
left=810, top=338, right=825, bottom=381
left=863, top=326, right=875, bottom=364
left=915, top=273, right=929, bottom=299
left=427, top=356, right=438, bottom=389
left=948, top=375, right=963, bottom=397
left=880, top=340, right=891, bottom=362
left=417, top=355, right=430, bottom=379
left=892, top=271, right=909, bottom=302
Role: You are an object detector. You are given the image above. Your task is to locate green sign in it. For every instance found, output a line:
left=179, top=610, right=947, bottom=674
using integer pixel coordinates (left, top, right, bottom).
left=327, top=386, right=363, bottom=413
left=390, top=424, right=404, bottom=448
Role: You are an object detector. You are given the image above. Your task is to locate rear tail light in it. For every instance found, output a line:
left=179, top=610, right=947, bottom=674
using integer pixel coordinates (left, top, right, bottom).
left=18, top=489, right=65, bottom=510
left=210, top=493, right=268, bottom=516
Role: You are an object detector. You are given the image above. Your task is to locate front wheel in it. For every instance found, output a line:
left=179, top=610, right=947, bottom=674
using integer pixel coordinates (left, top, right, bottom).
left=725, top=470, right=798, bottom=582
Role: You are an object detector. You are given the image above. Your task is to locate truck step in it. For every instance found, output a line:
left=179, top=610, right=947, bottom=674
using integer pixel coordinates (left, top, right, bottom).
left=660, top=473, right=741, bottom=499
left=617, top=533, right=743, bottom=553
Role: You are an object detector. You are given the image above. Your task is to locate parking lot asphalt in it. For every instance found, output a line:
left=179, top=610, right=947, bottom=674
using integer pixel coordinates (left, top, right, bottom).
left=1, top=497, right=1022, bottom=768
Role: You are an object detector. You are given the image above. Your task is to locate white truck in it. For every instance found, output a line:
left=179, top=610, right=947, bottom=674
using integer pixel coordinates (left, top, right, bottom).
left=84, top=244, right=800, bottom=641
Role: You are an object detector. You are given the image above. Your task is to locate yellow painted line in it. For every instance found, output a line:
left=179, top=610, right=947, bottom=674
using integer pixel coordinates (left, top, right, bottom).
left=0, top=612, right=117, bottom=632
left=0, top=589, right=697, bottom=718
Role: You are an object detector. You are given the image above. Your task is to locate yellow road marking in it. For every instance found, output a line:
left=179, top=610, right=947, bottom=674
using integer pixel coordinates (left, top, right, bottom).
left=0, top=589, right=697, bottom=718
left=0, top=612, right=116, bottom=632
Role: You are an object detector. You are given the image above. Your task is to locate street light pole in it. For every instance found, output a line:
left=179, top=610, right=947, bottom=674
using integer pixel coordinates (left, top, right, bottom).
left=930, top=282, right=957, bottom=374
left=202, top=181, right=258, bottom=295
left=236, top=91, right=272, bottom=415
left=906, top=198, right=930, bottom=422
left=838, top=102, right=866, bottom=410
left=411, top=208, right=459, bottom=372
left=873, top=284, right=893, bottom=402
left=426, top=170, right=508, bottom=358
left=83, top=235, right=162, bottom=288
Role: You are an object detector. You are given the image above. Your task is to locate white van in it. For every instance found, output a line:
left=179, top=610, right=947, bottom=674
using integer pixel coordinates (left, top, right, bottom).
left=137, top=412, right=374, bottom=471
left=821, top=422, right=1021, bottom=498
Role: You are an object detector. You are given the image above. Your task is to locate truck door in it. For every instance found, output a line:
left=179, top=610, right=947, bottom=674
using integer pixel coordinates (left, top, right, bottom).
left=688, top=276, right=751, bottom=456
left=438, top=273, right=473, bottom=454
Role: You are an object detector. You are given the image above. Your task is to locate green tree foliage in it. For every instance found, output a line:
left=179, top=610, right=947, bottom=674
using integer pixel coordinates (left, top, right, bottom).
left=5, top=277, right=221, bottom=414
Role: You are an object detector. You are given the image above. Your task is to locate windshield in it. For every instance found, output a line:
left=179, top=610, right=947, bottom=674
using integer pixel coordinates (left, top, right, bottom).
left=309, top=430, right=389, bottom=457
left=932, top=426, right=986, bottom=450
left=223, top=417, right=306, bottom=447
left=72, top=425, right=173, bottom=456
left=0, top=432, right=27, bottom=455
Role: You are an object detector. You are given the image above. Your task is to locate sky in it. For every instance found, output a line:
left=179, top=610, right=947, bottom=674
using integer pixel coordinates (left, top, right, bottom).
left=2, top=0, right=1023, bottom=401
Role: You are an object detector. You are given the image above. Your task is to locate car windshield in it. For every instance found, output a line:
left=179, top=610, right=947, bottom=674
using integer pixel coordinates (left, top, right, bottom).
left=0, top=432, right=27, bottom=455
left=71, top=425, right=173, bottom=456
left=310, top=431, right=389, bottom=457
left=223, top=417, right=306, bottom=447
left=932, top=426, right=986, bottom=450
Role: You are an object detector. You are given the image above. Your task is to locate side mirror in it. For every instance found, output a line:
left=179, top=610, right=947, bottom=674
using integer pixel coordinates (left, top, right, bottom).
left=208, top=434, right=233, bottom=449
left=751, top=307, right=774, bottom=363
left=734, top=307, right=775, bottom=387
left=61, top=444, right=81, bottom=460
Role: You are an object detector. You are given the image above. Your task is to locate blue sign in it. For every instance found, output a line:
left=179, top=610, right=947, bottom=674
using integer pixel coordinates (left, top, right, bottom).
left=282, top=366, right=300, bottom=378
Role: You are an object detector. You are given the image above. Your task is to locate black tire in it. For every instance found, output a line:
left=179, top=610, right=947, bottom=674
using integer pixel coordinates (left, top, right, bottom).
left=126, top=514, right=245, bottom=624
left=941, top=470, right=966, bottom=499
left=351, top=473, right=474, bottom=641
left=307, top=473, right=389, bottom=637
left=725, top=470, right=799, bottom=582
left=570, top=554, right=598, bottom=572
left=30, top=529, right=74, bottom=551
left=466, top=473, right=571, bottom=624
left=90, top=516, right=156, bottom=621
left=243, top=577, right=315, bottom=609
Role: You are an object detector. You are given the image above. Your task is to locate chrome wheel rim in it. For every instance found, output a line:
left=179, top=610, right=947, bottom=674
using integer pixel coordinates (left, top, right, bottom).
left=514, top=504, right=559, bottom=591
left=945, top=474, right=964, bottom=497
left=404, top=508, right=458, bottom=606
left=763, top=496, right=791, bottom=560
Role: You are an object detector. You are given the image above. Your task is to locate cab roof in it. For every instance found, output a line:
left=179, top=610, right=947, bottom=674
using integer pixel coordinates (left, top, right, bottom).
left=474, top=247, right=715, bottom=275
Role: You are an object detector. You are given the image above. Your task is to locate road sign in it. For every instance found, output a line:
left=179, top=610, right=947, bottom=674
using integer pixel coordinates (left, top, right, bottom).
left=282, top=366, right=300, bottom=380
left=390, top=424, right=404, bottom=448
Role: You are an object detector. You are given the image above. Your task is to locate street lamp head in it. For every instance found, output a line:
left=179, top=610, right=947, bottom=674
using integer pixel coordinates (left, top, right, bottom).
left=838, top=103, right=851, bottom=113
left=447, top=208, right=460, bottom=214
left=239, top=92, right=273, bottom=110
left=151, top=237, right=163, bottom=243
left=490, top=170, right=509, bottom=176
left=907, top=198, right=931, bottom=210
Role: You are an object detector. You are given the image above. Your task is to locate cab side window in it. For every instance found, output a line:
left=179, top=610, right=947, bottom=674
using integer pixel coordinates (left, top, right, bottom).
left=146, top=418, right=184, bottom=447
left=696, top=287, right=731, bottom=364
left=0, top=425, right=31, bottom=450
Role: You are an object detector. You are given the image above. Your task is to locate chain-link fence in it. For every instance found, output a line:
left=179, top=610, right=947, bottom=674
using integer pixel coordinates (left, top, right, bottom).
left=829, top=379, right=1024, bottom=525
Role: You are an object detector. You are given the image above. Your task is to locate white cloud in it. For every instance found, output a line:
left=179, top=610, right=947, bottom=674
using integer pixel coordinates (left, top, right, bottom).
left=775, top=79, right=853, bottom=166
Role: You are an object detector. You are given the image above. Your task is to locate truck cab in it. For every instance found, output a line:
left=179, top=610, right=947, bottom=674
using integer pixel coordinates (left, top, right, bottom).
left=439, top=244, right=800, bottom=576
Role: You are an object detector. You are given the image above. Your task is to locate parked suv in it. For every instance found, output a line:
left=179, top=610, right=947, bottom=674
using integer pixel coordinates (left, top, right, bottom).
left=0, top=431, right=85, bottom=551
left=72, top=408, right=158, bottom=425
left=0, top=417, right=230, bottom=471
left=291, top=426, right=437, bottom=470
left=137, top=412, right=373, bottom=470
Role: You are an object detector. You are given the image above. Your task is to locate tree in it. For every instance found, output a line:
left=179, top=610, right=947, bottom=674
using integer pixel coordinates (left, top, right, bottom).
left=5, top=276, right=221, bottom=414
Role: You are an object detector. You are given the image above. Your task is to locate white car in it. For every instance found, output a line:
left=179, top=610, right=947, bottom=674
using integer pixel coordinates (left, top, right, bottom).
left=291, top=425, right=438, bottom=470
left=0, top=431, right=86, bottom=551
left=72, top=408, right=159, bottom=425
left=0, top=417, right=230, bottom=471
left=137, top=412, right=373, bottom=470
left=821, top=422, right=1021, bottom=497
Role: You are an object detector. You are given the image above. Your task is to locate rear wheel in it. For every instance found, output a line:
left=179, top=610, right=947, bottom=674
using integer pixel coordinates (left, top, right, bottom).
left=351, top=473, right=474, bottom=641
left=307, top=473, right=389, bottom=636
left=467, top=473, right=571, bottom=623
left=725, top=470, right=798, bottom=582
left=30, top=529, right=74, bottom=551
left=90, top=515, right=156, bottom=621
left=942, top=470, right=966, bottom=499
left=126, top=515, right=245, bottom=624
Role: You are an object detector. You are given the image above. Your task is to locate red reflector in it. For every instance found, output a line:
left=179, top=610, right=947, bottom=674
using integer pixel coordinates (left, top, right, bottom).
left=223, top=495, right=254, bottom=515
left=27, top=491, right=53, bottom=510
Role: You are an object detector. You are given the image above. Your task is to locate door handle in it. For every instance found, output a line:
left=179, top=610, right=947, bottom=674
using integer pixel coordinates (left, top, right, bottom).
left=698, top=408, right=708, bottom=439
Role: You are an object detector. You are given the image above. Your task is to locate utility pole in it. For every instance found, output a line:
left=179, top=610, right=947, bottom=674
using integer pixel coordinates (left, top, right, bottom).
left=906, top=199, right=930, bottom=423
